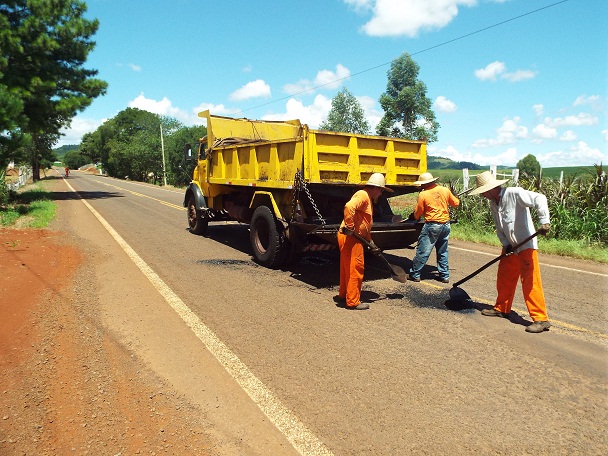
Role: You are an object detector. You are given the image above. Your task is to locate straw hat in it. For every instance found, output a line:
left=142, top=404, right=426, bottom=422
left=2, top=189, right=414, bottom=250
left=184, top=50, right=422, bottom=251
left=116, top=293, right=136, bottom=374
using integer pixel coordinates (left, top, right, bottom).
left=413, top=172, right=439, bottom=185
left=469, top=171, right=509, bottom=195
left=365, top=173, right=394, bottom=192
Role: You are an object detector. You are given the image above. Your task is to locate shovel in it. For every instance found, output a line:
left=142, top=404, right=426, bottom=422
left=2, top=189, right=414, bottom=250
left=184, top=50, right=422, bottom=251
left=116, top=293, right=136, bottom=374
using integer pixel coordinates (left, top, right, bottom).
left=449, top=231, right=540, bottom=302
left=340, top=227, right=407, bottom=283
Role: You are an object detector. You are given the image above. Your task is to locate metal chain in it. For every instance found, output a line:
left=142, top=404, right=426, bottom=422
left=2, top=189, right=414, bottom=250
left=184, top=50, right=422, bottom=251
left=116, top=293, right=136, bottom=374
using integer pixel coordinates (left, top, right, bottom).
left=293, top=170, right=325, bottom=225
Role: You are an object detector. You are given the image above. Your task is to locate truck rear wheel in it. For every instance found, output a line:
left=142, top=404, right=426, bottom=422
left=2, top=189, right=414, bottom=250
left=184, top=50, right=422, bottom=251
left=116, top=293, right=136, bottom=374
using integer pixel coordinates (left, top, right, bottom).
left=187, top=194, right=208, bottom=235
left=250, top=206, right=286, bottom=268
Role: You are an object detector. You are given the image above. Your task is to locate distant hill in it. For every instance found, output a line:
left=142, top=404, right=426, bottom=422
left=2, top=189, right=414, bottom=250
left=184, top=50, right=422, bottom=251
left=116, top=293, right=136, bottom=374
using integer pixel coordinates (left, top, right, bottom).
left=428, top=156, right=594, bottom=181
left=53, top=144, right=79, bottom=158
left=428, top=156, right=485, bottom=170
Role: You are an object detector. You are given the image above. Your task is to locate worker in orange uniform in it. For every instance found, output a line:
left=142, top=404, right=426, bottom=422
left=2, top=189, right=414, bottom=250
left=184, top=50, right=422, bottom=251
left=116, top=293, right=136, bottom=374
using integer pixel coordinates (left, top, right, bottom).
left=336, top=173, right=393, bottom=310
left=408, top=172, right=460, bottom=283
left=470, top=171, right=551, bottom=333
left=65, top=166, right=70, bottom=177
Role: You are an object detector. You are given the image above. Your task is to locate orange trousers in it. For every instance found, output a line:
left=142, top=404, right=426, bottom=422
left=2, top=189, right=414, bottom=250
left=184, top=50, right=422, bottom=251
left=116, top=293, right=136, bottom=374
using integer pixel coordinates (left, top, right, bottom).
left=337, top=232, right=365, bottom=307
left=494, top=248, right=548, bottom=321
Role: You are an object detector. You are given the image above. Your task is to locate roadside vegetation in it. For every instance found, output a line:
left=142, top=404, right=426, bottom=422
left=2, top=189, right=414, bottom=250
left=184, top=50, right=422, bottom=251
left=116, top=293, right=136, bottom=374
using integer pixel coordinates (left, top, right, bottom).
left=390, top=164, right=608, bottom=264
left=0, top=180, right=55, bottom=228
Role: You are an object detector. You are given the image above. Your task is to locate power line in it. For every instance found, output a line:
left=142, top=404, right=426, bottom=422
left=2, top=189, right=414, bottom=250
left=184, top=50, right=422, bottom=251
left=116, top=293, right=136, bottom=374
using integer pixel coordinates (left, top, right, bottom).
left=238, top=0, right=570, bottom=115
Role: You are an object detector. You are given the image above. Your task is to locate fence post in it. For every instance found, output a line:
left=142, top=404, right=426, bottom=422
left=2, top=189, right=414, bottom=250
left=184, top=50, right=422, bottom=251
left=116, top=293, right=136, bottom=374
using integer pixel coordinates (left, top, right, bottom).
left=462, top=168, right=469, bottom=189
left=512, top=169, right=519, bottom=186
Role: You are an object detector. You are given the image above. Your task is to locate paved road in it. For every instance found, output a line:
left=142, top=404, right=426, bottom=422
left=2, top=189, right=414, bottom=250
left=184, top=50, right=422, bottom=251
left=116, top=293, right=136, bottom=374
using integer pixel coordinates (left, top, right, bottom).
left=55, top=170, right=608, bottom=455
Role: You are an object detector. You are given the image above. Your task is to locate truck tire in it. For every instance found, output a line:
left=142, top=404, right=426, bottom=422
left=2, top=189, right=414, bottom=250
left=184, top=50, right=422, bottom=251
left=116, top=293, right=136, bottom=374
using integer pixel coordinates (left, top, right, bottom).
left=187, top=194, right=208, bottom=235
left=250, top=206, right=286, bottom=268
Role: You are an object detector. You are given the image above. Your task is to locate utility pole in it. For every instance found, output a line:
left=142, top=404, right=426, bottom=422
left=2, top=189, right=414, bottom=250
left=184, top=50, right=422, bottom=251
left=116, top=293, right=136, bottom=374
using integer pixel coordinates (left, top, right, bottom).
left=160, top=123, right=167, bottom=186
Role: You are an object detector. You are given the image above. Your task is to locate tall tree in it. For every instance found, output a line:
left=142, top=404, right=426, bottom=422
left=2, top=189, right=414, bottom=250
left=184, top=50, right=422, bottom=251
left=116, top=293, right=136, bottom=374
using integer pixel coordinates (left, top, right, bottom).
left=320, top=87, right=370, bottom=134
left=163, top=124, right=206, bottom=187
left=0, top=0, right=108, bottom=177
left=376, top=53, right=439, bottom=142
left=517, top=154, right=541, bottom=179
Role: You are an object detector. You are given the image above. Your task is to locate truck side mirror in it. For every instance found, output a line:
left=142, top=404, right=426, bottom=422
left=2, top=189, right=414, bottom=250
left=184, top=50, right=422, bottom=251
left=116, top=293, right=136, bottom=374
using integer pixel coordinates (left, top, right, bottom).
left=184, top=143, right=193, bottom=161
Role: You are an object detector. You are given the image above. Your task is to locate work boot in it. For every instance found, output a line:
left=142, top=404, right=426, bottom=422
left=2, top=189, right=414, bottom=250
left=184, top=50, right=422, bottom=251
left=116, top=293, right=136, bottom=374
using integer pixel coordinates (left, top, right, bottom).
left=408, top=275, right=421, bottom=282
left=348, top=303, right=369, bottom=310
left=481, top=308, right=510, bottom=318
left=525, top=321, right=551, bottom=333
left=439, top=277, right=449, bottom=283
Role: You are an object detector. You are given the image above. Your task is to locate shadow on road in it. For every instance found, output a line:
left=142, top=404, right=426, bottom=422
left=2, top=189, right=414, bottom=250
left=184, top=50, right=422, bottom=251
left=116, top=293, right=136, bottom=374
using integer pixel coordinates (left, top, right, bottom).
left=190, top=223, right=532, bottom=322
left=48, top=190, right=125, bottom=201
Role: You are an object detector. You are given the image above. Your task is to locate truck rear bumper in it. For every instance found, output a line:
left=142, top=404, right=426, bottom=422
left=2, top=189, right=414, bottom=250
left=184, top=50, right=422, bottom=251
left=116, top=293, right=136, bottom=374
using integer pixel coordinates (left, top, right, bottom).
left=289, top=221, right=423, bottom=251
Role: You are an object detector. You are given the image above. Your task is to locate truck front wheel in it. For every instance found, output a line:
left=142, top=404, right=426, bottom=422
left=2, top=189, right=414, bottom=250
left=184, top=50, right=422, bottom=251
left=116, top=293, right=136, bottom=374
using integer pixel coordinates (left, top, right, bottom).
left=250, top=206, right=285, bottom=268
left=187, top=194, right=208, bottom=235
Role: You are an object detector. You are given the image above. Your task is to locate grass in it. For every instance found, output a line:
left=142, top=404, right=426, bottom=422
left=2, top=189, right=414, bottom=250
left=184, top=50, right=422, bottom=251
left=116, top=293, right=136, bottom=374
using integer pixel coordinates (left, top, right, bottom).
left=0, top=184, right=56, bottom=228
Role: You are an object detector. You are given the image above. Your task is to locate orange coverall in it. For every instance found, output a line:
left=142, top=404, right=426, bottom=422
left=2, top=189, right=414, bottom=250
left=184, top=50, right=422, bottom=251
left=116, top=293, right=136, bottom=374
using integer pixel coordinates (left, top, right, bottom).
left=338, top=189, right=373, bottom=307
left=495, top=248, right=548, bottom=321
left=490, top=187, right=550, bottom=321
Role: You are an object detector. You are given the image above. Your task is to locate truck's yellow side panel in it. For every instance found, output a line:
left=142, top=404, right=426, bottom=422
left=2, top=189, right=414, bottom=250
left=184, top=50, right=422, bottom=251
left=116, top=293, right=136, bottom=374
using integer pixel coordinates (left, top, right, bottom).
left=199, top=112, right=425, bottom=190
left=305, top=130, right=425, bottom=186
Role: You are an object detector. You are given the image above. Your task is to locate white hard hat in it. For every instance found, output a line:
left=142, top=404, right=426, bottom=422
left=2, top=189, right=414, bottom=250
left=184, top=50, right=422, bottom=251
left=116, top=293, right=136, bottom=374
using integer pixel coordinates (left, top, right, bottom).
left=365, top=173, right=394, bottom=192
left=413, top=172, right=439, bottom=185
left=469, top=171, right=509, bottom=195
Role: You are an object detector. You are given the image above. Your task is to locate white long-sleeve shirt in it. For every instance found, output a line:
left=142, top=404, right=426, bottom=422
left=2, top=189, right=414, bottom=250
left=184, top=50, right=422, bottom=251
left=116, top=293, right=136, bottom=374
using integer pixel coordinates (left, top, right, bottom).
left=490, top=187, right=550, bottom=252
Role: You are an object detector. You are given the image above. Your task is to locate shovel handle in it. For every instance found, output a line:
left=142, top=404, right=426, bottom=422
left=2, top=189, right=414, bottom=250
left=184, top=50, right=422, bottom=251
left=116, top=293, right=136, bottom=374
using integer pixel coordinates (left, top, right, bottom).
left=340, top=226, right=374, bottom=249
left=452, top=231, right=540, bottom=288
left=456, top=188, right=474, bottom=197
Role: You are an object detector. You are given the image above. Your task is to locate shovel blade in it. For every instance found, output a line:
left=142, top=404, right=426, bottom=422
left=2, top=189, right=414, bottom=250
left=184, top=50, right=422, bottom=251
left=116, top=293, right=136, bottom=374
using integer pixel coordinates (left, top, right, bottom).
left=390, top=264, right=407, bottom=283
left=449, top=285, right=471, bottom=302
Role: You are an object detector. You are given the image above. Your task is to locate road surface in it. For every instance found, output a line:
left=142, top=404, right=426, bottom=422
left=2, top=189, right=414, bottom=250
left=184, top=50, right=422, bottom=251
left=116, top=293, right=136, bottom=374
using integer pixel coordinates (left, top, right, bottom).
left=3, top=169, right=607, bottom=455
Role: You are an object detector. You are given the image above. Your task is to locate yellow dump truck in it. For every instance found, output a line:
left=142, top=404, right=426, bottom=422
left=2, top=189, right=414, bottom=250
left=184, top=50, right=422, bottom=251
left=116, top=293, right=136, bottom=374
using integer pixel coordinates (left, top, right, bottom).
left=184, top=110, right=426, bottom=268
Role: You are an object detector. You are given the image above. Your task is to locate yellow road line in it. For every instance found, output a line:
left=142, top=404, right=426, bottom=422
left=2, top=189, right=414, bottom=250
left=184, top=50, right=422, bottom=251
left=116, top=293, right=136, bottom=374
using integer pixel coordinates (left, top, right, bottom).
left=101, top=181, right=185, bottom=210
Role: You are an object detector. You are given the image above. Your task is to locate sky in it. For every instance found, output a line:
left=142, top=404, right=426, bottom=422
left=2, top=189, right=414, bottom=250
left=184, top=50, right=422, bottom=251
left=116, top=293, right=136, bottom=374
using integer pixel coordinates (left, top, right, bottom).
left=59, top=0, right=608, bottom=168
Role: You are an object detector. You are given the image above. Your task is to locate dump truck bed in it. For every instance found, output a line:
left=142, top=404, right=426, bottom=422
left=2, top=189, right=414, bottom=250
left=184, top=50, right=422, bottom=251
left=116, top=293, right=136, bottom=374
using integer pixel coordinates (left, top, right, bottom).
left=199, top=111, right=426, bottom=195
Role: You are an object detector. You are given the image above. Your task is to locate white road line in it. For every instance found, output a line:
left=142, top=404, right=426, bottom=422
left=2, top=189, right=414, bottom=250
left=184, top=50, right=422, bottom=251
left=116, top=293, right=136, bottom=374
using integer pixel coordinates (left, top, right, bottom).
left=64, top=179, right=333, bottom=456
left=450, top=246, right=608, bottom=277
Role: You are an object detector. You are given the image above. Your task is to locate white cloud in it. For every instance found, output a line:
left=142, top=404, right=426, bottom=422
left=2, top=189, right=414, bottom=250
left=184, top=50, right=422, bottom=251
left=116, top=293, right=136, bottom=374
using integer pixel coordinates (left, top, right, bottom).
left=428, top=144, right=463, bottom=162
left=229, top=79, right=271, bottom=101
left=343, top=0, right=372, bottom=13
left=502, top=69, right=537, bottom=82
left=497, top=117, right=528, bottom=139
left=474, top=61, right=505, bottom=81
left=559, top=130, right=577, bottom=141
left=434, top=96, right=457, bottom=113
left=128, top=93, right=192, bottom=123
left=472, top=117, right=528, bottom=148
left=573, top=95, right=600, bottom=107
left=262, top=94, right=332, bottom=128
left=532, top=123, right=557, bottom=140
left=346, top=0, right=477, bottom=37
left=284, top=64, right=351, bottom=95
left=475, top=61, right=537, bottom=82
left=358, top=95, right=383, bottom=132
left=128, top=63, right=141, bottom=72
left=192, top=102, right=241, bottom=118
left=544, top=113, right=599, bottom=128
left=533, top=104, right=544, bottom=116
left=430, top=144, right=519, bottom=167
left=58, top=117, right=105, bottom=146
left=602, top=129, right=608, bottom=142
left=537, top=141, right=605, bottom=167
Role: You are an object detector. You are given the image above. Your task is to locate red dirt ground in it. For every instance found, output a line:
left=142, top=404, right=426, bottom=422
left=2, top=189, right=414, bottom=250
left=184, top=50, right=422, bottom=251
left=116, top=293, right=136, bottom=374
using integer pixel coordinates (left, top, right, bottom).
left=0, top=228, right=212, bottom=455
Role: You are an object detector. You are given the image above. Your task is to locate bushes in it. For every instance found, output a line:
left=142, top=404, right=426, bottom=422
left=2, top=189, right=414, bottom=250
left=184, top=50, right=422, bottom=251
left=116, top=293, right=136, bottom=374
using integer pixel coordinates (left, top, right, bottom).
left=452, top=164, right=608, bottom=248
